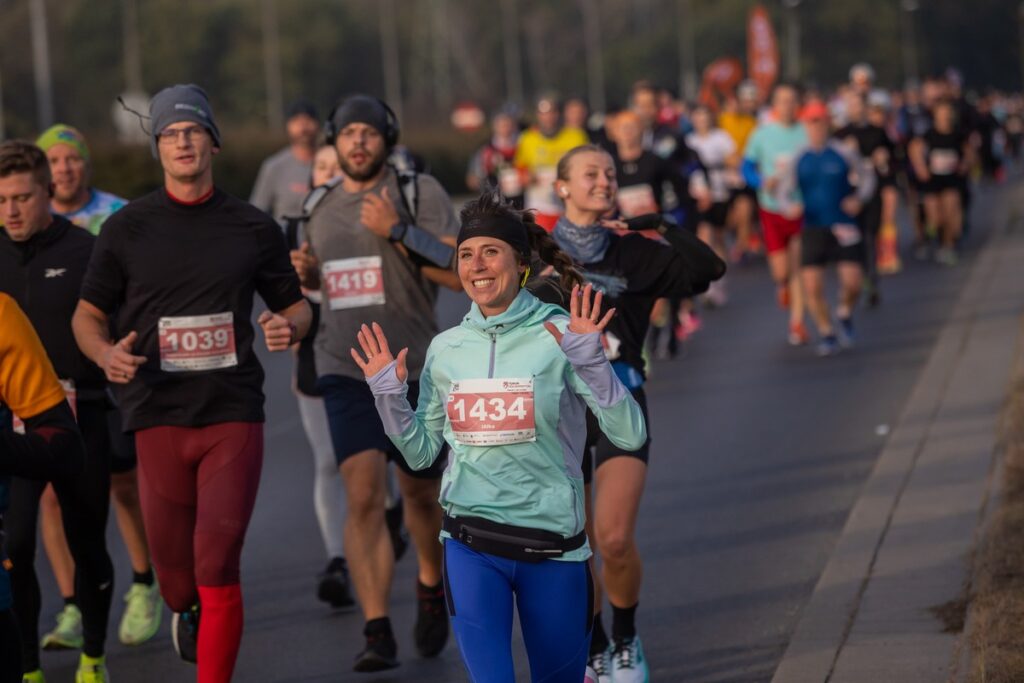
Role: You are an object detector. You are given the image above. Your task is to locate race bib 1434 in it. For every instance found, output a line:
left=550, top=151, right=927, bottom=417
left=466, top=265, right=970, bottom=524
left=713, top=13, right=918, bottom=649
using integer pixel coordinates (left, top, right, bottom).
left=447, top=378, right=536, bottom=446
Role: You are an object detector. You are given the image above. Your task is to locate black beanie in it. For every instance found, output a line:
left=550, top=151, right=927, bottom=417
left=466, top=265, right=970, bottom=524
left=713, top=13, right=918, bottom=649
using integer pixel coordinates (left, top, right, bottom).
left=330, top=95, right=391, bottom=142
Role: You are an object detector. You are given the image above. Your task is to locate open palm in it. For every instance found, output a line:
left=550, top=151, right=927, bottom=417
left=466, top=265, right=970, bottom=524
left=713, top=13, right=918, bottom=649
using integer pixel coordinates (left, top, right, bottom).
left=350, top=322, right=409, bottom=382
left=544, top=283, right=616, bottom=344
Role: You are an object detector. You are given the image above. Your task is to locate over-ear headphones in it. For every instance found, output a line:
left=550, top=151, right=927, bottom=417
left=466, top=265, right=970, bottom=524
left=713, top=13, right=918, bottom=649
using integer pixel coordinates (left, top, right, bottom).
left=324, top=95, right=400, bottom=148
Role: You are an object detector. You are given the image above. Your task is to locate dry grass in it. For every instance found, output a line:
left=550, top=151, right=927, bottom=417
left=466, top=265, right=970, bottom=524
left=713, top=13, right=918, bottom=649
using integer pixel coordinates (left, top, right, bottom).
left=964, top=368, right=1024, bottom=683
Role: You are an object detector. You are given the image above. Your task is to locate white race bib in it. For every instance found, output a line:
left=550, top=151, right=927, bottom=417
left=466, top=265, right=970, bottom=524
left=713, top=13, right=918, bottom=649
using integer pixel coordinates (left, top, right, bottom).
left=158, top=312, right=237, bottom=372
left=498, top=167, right=523, bottom=197
left=617, top=184, right=659, bottom=218
left=322, top=256, right=385, bottom=311
left=447, top=378, right=536, bottom=446
left=929, top=149, right=959, bottom=176
left=831, top=223, right=862, bottom=247
left=13, top=379, right=77, bottom=435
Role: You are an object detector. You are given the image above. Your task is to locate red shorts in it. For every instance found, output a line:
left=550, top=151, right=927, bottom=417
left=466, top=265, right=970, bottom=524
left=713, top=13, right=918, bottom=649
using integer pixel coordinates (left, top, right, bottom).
left=759, top=209, right=803, bottom=254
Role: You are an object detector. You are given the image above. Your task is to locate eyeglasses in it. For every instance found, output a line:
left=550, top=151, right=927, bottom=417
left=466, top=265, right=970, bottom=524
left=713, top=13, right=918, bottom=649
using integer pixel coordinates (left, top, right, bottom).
left=156, top=125, right=208, bottom=145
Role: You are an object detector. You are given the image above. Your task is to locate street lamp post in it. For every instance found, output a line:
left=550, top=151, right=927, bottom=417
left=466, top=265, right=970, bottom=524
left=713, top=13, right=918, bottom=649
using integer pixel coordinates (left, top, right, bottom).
left=577, top=0, right=606, bottom=113
left=500, top=0, right=525, bottom=106
left=782, top=0, right=802, bottom=82
left=29, top=0, right=55, bottom=129
left=901, top=0, right=920, bottom=85
left=677, top=0, right=698, bottom=100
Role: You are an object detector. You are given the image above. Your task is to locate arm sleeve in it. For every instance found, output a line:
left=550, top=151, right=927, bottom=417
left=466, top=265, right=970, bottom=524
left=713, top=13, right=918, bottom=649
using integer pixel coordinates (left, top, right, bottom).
left=558, top=328, right=647, bottom=451
left=0, top=298, right=84, bottom=479
left=624, top=224, right=726, bottom=299
left=0, top=402, right=84, bottom=480
left=79, top=217, right=127, bottom=314
left=367, top=352, right=448, bottom=471
left=249, top=159, right=276, bottom=214
left=254, top=219, right=305, bottom=312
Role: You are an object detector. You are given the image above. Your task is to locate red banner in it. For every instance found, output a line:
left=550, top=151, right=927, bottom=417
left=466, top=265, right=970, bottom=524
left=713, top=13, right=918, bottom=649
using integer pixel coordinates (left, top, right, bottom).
left=747, top=4, right=779, bottom=101
left=698, top=57, right=744, bottom=111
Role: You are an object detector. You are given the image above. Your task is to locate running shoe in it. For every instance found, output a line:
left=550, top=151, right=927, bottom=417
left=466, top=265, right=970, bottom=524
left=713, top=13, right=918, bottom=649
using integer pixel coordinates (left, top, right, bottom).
left=414, top=583, right=449, bottom=657
left=837, top=317, right=856, bottom=348
left=21, top=671, right=45, bottom=683
left=610, top=635, right=650, bottom=683
left=703, top=280, right=728, bottom=309
left=588, top=647, right=612, bottom=683
left=584, top=664, right=600, bottom=683
left=816, top=335, right=841, bottom=357
left=776, top=284, right=790, bottom=310
left=171, top=603, right=200, bottom=664
left=385, top=502, right=409, bottom=562
left=935, top=246, right=959, bottom=266
left=119, top=580, right=162, bottom=645
left=787, top=321, right=809, bottom=346
left=674, top=311, right=702, bottom=343
left=74, top=654, right=108, bottom=683
left=41, top=603, right=83, bottom=650
left=317, top=556, right=355, bottom=608
left=353, top=631, right=399, bottom=672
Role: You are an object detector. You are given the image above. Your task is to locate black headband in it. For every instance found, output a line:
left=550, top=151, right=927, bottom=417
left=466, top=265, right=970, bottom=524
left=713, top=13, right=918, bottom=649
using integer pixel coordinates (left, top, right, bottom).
left=457, top=216, right=531, bottom=260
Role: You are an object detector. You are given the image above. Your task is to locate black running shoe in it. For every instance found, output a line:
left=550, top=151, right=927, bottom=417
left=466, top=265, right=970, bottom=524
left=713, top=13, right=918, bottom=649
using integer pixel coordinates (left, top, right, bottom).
left=171, top=603, right=200, bottom=664
left=317, top=557, right=355, bottom=608
left=353, top=631, right=399, bottom=672
left=385, top=502, right=409, bottom=562
left=414, top=583, right=449, bottom=658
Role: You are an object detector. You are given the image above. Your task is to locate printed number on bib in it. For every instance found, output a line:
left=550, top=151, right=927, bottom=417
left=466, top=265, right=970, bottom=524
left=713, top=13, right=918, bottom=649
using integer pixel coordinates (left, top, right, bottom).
left=831, top=223, right=862, bottom=247
left=617, top=184, right=659, bottom=219
left=158, top=312, right=237, bottom=372
left=498, top=168, right=523, bottom=197
left=12, top=379, right=77, bottom=435
left=447, top=378, right=536, bottom=446
left=323, top=256, right=385, bottom=311
left=929, top=149, right=959, bottom=176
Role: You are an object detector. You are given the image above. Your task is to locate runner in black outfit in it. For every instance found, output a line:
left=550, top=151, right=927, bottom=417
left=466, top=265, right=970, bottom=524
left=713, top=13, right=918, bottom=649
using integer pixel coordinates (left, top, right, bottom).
left=0, top=140, right=114, bottom=683
left=551, top=144, right=725, bottom=682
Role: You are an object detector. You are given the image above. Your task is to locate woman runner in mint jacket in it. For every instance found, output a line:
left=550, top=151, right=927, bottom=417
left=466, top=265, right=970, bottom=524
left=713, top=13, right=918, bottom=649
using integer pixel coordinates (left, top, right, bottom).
left=351, top=191, right=647, bottom=683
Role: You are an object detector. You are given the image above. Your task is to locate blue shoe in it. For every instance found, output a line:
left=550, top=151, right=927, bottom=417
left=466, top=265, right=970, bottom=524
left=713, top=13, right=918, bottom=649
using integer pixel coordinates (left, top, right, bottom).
left=816, top=335, right=841, bottom=357
left=837, top=317, right=855, bottom=348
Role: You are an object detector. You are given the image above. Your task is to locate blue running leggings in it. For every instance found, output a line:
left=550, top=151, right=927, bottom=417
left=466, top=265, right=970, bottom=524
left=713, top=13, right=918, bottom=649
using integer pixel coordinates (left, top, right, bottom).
left=443, top=538, right=593, bottom=683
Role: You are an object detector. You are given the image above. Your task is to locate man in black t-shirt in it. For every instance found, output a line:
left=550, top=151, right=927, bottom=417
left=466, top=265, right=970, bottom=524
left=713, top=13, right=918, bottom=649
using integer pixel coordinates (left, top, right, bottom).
left=73, top=84, right=310, bottom=681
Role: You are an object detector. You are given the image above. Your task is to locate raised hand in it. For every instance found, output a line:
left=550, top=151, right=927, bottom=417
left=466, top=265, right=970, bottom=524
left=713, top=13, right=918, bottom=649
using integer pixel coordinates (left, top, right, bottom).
left=101, top=331, right=146, bottom=384
left=544, top=283, right=616, bottom=344
left=360, top=187, right=401, bottom=239
left=350, top=322, right=408, bottom=382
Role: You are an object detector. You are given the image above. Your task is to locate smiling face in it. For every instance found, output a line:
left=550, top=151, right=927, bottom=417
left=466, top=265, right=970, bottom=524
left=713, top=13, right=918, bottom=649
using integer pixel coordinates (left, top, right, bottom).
left=457, top=236, right=525, bottom=317
left=45, top=143, right=89, bottom=205
left=557, top=149, right=617, bottom=216
left=334, top=122, right=387, bottom=182
left=0, top=171, right=53, bottom=242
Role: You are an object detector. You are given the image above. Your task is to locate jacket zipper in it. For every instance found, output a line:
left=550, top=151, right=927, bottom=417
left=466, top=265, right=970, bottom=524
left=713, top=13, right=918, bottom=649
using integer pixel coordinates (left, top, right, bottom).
left=488, top=333, right=497, bottom=378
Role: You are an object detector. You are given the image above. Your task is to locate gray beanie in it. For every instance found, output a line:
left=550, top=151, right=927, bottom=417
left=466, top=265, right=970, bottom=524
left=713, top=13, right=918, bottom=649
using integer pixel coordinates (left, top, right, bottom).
left=148, top=84, right=222, bottom=158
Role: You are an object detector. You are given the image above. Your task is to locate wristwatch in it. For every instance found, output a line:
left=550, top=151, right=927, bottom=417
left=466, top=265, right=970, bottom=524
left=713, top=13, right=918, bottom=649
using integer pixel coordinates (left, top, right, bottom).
left=388, top=222, right=409, bottom=242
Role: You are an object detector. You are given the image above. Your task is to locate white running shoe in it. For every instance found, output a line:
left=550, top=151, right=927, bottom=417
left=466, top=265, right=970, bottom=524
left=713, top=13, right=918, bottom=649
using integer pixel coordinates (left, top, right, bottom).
left=610, top=635, right=650, bottom=683
left=588, top=647, right=612, bottom=683
left=584, top=664, right=600, bottom=683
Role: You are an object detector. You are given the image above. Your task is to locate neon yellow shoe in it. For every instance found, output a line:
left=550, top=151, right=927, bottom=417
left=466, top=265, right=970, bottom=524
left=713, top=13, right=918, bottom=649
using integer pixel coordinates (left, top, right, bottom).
left=118, top=580, right=162, bottom=645
left=21, top=670, right=46, bottom=683
left=40, top=604, right=83, bottom=650
left=75, top=654, right=109, bottom=683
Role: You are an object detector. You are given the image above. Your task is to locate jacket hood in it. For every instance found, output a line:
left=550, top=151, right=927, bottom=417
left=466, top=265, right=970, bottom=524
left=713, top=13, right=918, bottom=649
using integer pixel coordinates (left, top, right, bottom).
left=461, top=289, right=564, bottom=337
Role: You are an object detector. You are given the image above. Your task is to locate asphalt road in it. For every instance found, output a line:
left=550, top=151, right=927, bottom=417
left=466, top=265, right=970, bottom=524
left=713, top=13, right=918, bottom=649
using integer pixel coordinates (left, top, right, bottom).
left=33, top=180, right=1009, bottom=682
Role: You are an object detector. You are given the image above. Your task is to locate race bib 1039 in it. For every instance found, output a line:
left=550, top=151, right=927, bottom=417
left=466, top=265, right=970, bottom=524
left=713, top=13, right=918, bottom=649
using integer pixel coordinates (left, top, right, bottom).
left=447, top=378, right=536, bottom=446
left=158, top=312, right=237, bottom=372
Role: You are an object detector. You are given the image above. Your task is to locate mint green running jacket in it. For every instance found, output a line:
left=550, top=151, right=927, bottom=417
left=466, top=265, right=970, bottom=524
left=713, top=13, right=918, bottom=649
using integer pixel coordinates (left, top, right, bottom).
left=367, top=289, right=647, bottom=561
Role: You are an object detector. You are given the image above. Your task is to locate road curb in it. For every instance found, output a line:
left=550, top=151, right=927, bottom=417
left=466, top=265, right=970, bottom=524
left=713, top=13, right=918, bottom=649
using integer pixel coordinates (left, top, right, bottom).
left=771, top=186, right=1024, bottom=683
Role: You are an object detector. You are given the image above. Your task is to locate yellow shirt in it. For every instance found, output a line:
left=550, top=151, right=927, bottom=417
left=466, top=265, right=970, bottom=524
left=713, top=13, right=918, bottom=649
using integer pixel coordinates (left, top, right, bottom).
left=513, top=126, right=590, bottom=172
left=0, top=293, right=65, bottom=420
left=719, top=112, right=757, bottom=160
